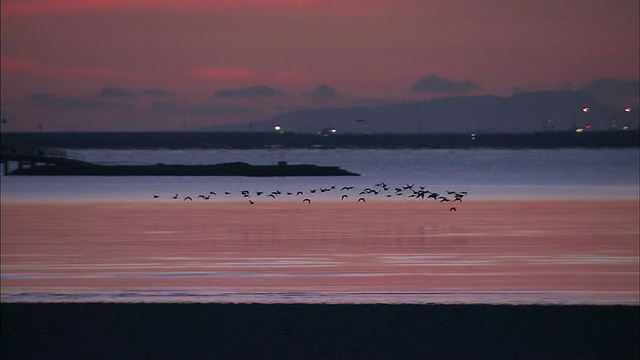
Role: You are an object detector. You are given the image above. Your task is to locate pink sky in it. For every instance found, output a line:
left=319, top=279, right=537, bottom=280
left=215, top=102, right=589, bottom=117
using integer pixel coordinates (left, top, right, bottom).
left=1, top=0, right=638, bottom=131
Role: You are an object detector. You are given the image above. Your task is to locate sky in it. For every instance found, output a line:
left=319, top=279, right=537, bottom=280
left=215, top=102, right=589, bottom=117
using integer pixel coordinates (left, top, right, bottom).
left=1, top=0, right=638, bottom=132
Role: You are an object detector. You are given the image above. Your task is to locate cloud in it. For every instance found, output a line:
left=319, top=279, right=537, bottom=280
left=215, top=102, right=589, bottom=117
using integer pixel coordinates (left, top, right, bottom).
left=28, top=92, right=125, bottom=110
left=95, top=86, right=136, bottom=98
left=141, top=88, right=175, bottom=96
left=150, top=101, right=254, bottom=115
left=580, top=79, right=639, bottom=100
left=349, top=98, right=395, bottom=106
left=303, top=84, right=340, bottom=99
left=214, top=85, right=288, bottom=98
left=412, top=74, right=477, bottom=94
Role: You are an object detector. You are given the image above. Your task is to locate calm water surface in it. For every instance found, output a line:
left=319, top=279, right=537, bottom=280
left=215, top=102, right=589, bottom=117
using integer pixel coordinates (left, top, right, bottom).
left=1, top=148, right=638, bottom=202
left=1, top=148, right=638, bottom=304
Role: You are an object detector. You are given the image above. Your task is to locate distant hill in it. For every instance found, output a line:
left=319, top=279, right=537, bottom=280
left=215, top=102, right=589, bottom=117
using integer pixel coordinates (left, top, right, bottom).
left=215, top=90, right=634, bottom=134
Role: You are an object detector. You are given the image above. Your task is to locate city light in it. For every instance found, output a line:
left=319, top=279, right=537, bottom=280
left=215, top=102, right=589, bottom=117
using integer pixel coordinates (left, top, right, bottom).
left=274, top=125, right=281, bottom=131
left=582, top=107, right=589, bottom=112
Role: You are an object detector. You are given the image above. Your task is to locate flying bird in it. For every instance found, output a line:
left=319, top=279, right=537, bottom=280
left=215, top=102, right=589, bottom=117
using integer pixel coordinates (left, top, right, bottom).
left=184, top=196, right=193, bottom=201
left=303, top=198, right=311, bottom=203
left=357, top=197, right=366, bottom=202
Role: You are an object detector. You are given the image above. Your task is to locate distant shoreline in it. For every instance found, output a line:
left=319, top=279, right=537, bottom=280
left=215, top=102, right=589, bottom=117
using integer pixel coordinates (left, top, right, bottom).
left=2, top=130, right=638, bottom=149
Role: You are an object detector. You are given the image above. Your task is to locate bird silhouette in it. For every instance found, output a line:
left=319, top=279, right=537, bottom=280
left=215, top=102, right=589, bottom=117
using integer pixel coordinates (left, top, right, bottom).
left=341, top=194, right=348, bottom=200
left=248, top=200, right=255, bottom=204
left=357, top=197, right=366, bottom=202
left=303, top=198, right=311, bottom=203
left=172, top=193, right=179, bottom=199
left=153, top=194, right=159, bottom=198
left=449, top=207, right=457, bottom=211
left=184, top=196, right=193, bottom=201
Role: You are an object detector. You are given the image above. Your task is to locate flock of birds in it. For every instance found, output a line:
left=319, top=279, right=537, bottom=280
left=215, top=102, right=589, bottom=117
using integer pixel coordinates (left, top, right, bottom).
left=153, top=182, right=468, bottom=211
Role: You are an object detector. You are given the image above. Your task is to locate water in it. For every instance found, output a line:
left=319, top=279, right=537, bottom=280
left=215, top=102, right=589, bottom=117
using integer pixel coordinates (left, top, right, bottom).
left=1, top=148, right=638, bottom=202
left=2, top=148, right=639, bottom=304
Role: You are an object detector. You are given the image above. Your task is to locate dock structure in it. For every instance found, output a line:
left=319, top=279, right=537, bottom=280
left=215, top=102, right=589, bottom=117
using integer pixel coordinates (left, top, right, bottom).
left=1, top=148, right=85, bottom=175
left=0, top=147, right=359, bottom=177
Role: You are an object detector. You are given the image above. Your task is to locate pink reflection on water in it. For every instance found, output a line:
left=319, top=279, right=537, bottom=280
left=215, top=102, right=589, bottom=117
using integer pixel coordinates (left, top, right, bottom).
left=2, top=200, right=638, bottom=304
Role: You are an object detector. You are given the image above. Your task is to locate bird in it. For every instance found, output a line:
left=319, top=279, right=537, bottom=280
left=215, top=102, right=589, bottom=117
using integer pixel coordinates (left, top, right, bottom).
left=248, top=200, right=254, bottom=204
left=303, top=198, right=311, bottom=203
left=184, top=196, right=193, bottom=201
left=172, top=193, right=179, bottom=199
left=341, top=194, right=348, bottom=200
left=153, top=194, right=159, bottom=198
left=209, top=191, right=217, bottom=196
left=357, top=197, right=366, bottom=202
left=449, top=207, right=457, bottom=211
left=296, top=191, right=304, bottom=196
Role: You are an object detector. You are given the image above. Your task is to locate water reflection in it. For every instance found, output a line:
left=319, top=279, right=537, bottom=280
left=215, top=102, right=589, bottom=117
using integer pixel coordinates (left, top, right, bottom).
left=2, top=200, right=638, bottom=304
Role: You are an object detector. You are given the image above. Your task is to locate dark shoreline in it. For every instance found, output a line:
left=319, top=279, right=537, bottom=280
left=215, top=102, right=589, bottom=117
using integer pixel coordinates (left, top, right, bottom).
left=4, top=161, right=360, bottom=176
left=2, top=130, right=638, bottom=149
left=2, top=303, right=638, bottom=359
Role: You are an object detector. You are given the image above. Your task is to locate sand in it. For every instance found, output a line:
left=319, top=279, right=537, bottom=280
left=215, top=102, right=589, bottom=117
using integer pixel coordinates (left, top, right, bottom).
left=2, top=199, right=638, bottom=304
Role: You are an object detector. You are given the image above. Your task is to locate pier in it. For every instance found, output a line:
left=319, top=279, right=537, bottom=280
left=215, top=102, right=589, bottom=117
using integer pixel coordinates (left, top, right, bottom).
left=0, top=147, right=358, bottom=177
left=0, top=148, right=86, bottom=175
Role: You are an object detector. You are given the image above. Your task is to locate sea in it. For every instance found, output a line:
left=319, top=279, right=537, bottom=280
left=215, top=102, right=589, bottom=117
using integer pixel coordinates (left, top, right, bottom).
left=1, top=147, right=638, bottom=202
left=1, top=148, right=639, bottom=305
